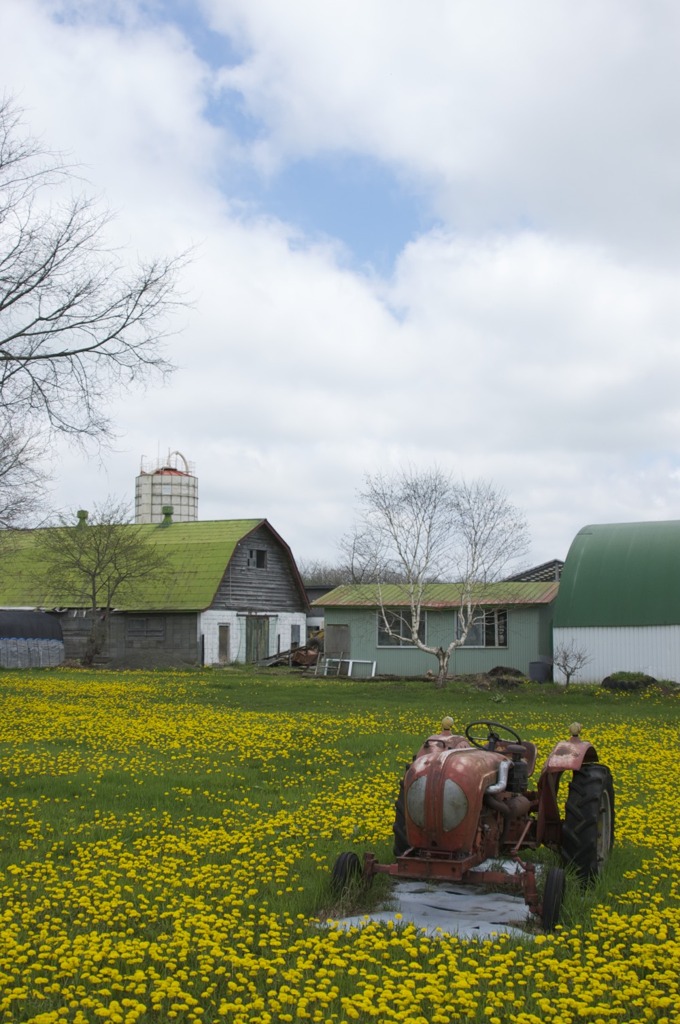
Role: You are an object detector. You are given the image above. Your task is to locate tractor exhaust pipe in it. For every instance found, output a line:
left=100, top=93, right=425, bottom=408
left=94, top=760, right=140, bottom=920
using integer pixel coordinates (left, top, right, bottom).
left=486, top=759, right=510, bottom=795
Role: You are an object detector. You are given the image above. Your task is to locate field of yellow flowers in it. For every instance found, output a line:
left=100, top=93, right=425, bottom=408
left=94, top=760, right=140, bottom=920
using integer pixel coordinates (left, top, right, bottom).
left=0, top=668, right=678, bottom=1024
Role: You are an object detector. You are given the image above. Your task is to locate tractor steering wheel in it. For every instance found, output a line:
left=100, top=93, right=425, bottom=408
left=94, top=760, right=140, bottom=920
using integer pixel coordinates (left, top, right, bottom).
left=465, top=720, right=522, bottom=750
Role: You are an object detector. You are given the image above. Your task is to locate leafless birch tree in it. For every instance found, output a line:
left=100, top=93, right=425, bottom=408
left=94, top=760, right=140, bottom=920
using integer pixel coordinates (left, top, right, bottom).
left=345, top=468, right=530, bottom=687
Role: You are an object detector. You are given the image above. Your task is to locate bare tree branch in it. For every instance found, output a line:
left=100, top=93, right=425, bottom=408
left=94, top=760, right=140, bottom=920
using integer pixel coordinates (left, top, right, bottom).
left=553, top=640, right=591, bottom=687
left=0, top=413, right=48, bottom=528
left=0, top=98, right=188, bottom=441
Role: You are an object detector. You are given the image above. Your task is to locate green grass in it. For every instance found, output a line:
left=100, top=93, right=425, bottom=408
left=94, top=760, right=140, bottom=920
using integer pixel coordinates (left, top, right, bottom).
left=0, top=666, right=678, bottom=1024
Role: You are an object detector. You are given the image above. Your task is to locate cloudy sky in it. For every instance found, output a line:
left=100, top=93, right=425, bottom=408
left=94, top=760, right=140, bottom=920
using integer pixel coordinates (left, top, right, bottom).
left=2, top=0, right=680, bottom=569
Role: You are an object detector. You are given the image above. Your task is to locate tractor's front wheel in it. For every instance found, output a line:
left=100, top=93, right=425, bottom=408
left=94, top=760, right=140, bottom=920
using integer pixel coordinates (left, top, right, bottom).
left=331, top=852, right=362, bottom=894
left=393, top=776, right=408, bottom=857
left=561, top=763, right=615, bottom=884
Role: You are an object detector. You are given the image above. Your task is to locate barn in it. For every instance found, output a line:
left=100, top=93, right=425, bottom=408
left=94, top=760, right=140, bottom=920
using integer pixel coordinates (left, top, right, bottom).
left=553, top=520, right=680, bottom=683
left=0, top=517, right=308, bottom=668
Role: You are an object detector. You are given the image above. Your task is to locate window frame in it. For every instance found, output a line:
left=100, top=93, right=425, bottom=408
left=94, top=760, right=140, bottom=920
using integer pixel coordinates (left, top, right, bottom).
left=126, top=616, right=166, bottom=641
left=247, top=548, right=267, bottom=569
left=377, top=608, right=427, bottom=648
left=457, top=608, right=508, bottom=648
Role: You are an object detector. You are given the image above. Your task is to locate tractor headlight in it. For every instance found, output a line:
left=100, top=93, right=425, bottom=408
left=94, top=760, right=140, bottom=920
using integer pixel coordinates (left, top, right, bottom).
left=406, top=776, right=469, bottom=831
left=406, top=775, right=427, bottom=828
left=442, top=779, right=468, bottom=831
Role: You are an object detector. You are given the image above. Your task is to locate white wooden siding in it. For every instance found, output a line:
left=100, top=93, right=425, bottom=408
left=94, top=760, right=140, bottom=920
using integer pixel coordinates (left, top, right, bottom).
left=554, top=626, right=680, bottom=683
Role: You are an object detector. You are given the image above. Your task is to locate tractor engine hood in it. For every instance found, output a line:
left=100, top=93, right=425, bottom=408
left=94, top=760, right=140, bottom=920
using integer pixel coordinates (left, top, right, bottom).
left=404, top=747, right=505, bottom=854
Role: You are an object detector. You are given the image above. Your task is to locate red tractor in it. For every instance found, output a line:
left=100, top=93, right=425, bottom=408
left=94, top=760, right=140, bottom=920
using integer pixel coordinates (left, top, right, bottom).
left=332, top=717, right=614, bottom=930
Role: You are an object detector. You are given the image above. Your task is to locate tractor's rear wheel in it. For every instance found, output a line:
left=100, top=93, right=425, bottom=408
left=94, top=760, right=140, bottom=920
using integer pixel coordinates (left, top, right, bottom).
left=393, top=775, right=408, bottom=857
left=331, top=852, right=362, bottom=894
left=541, top=867, right=565, bottom=931
left=561, top=763, right=615, bottom=884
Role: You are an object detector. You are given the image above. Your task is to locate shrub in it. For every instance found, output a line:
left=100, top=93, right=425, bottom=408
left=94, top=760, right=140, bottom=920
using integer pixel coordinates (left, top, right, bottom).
left=494, top=674, right=524, bottom=689
left=601, top=671, right=656, bottom=691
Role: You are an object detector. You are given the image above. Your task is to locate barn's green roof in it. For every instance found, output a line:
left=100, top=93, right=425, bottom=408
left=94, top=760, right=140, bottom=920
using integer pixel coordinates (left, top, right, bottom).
left=554, top=520, right=680, bottom=627
left=315, top=580, right=559, bottom=609
left=0, top=519, right=266, bottom=612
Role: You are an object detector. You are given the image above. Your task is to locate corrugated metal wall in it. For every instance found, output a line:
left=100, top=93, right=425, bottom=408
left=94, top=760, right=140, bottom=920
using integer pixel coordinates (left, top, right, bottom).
left=324, top=607, right=550, bottom=677
left=553, top=626, right=680, bottom=683
left=0, top=638, right=64, bottom=668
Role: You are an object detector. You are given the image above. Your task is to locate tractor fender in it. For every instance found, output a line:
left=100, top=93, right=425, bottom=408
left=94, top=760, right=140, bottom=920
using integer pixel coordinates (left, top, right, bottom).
left=542, top=738, right=598, bottom=775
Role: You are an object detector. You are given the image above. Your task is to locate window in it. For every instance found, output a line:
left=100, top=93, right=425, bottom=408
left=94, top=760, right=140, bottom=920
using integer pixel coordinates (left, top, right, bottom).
left=127, top=617, right=166, bottom=640
left=247, top=548, right=267, bottom=569
left=458, top=609, right=507, bottom=647
left=377, top=609, right=426, bottom=647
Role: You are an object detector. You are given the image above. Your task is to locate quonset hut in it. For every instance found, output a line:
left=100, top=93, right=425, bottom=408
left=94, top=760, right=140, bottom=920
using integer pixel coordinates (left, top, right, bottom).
left=0, top=610, right=65, bottom=668
left=553, top=520, right=680, bottom=683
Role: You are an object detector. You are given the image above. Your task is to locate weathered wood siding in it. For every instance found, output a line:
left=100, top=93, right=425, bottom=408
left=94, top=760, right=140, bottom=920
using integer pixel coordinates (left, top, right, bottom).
left=323, top=606, right=551, bottom=677
left=211, top=526, right=307, bottom=613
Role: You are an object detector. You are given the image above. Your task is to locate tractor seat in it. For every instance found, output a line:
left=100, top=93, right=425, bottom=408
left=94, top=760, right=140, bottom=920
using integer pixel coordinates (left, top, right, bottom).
left=494, top=740, right=538, bottom=776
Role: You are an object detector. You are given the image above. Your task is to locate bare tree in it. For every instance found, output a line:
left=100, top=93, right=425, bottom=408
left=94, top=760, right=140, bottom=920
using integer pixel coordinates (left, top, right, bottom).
left=36, top=499, right=170, bottom=665
left=297, top=559, right=354, bottom=586
left=297, top=555, right=406, bottom=586
left=553, top=640, right=591, bottom=687
left=0, top=414, right=48, bottom=528
left=0, top=98, right=186, bottom=442
left=345, top=467, right=530, bottom=687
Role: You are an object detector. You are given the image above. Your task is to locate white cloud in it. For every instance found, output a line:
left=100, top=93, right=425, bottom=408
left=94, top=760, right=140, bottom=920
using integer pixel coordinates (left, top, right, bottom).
left=3, top=0, right=680, bottom=572
left=207, top=0, right=680, bottom=255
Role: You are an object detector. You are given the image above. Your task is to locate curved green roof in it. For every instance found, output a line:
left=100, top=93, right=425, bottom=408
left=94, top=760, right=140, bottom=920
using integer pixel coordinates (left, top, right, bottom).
left=554, top=520, right=680, bottom=627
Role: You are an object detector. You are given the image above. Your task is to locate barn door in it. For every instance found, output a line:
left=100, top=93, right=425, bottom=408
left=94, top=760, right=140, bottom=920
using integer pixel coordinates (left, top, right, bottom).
left=218, top=623, right=231, bottom=664
left=246, top=616, right=269, bottom=662
left=325, top=624, right=350, bottom=659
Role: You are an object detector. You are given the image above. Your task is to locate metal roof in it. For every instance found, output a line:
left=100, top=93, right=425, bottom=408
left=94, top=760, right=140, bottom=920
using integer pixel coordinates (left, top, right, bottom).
left=315, top=580, right=559, bottom=609
left=554, top=520, right=680, bottom=627
left=505, top=559, right=564, bottom=582
left=0, top=519, right=303, bottom=612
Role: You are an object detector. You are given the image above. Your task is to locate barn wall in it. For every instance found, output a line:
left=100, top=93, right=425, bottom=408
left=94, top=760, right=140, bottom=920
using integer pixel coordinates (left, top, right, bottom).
left=201, top=610, right=307, bottom=664
left=213, top=527, right=306, bottom=613
left=60, top=612, right=93, bottom=663
left=60, top=611, right=200, bottom=668
left=553, top=625, right=680, bottom=683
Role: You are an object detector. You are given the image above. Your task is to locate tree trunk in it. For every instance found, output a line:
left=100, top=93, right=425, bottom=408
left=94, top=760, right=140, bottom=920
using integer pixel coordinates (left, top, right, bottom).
left=435, top=649, right=449, bottom=689
left=83, top=613, right=101, bottom=666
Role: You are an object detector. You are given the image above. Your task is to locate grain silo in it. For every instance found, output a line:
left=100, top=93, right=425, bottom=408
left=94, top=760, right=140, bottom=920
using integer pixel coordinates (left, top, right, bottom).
left=135, top=451, right=198, bottom=523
